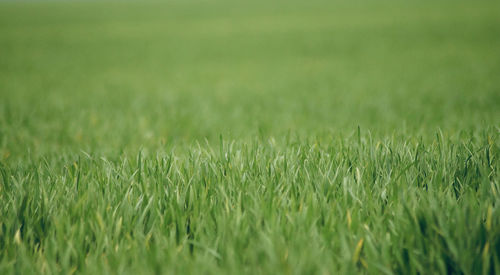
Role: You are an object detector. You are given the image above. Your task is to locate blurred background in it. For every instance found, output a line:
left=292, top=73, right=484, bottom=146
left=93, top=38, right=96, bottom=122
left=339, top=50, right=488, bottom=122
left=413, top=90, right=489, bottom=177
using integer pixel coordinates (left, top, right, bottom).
left=1, top=0, right=499, bottom=156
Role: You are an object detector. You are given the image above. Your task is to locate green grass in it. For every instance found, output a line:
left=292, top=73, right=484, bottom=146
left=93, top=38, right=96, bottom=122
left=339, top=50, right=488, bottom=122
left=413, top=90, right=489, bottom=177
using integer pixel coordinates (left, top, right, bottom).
left=0, top=0, right=499, bottom=274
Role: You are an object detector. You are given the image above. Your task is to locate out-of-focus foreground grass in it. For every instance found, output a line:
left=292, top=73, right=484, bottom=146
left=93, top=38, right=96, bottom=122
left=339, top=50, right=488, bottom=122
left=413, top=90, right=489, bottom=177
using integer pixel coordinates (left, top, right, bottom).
left=0, top=1, right=499, bottom=274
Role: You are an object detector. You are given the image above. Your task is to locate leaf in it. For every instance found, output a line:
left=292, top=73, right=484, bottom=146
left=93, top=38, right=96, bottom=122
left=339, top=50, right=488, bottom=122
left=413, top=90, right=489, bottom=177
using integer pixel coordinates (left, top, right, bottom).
left=353, top=238, right=364, bottom=264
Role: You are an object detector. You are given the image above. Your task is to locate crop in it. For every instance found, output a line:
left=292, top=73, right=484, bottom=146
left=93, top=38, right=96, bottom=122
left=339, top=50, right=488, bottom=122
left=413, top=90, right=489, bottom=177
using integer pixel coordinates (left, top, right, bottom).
left=1, top=1, right=499, bottom=274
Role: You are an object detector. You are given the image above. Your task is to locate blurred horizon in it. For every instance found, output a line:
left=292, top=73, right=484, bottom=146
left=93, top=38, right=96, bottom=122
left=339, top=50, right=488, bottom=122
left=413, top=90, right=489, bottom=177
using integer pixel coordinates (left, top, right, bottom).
left=1, top=0, right=499, bottom=156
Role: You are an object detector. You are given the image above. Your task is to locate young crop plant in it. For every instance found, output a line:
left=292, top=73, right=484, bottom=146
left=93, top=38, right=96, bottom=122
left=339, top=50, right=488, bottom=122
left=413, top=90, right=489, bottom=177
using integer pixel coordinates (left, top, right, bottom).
left=0, top=0, right=499, bottom=274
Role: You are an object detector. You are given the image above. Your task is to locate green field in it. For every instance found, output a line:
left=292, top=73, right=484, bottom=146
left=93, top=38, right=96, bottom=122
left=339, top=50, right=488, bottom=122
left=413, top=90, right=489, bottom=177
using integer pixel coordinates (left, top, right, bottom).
left=1, top=1, right=499, bottom=274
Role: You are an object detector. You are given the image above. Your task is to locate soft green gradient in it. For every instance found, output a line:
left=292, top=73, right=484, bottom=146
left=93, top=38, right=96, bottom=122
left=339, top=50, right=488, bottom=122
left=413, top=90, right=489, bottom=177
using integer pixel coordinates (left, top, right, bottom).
left=1, top=0, right=499, bottom=156
left=0, top=1, right=499, bottom=274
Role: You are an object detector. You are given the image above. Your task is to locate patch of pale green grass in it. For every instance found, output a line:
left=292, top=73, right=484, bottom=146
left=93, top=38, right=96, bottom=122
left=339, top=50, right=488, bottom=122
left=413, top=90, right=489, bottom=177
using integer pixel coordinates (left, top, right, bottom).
left=1, top=0, right=499, bottom=274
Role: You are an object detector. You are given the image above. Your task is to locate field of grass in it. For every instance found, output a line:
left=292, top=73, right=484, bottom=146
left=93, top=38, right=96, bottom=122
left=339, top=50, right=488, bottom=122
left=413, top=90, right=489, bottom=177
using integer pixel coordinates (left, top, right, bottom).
left=1, top=0, right=499, bottom=274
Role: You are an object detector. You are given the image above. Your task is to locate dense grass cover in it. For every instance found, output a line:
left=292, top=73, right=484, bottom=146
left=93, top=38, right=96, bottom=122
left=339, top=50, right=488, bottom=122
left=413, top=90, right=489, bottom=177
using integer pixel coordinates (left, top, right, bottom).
left=0, top=1, right=499, bottom=274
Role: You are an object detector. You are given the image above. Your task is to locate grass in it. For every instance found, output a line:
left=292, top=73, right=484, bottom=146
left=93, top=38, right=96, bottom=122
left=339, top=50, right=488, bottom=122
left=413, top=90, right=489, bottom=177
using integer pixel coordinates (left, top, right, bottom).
left=0, top=0, right=499, bottom=274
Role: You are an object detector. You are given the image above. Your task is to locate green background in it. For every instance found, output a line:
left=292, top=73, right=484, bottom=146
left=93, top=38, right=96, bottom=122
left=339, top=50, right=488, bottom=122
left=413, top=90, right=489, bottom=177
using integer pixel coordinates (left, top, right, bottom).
left=0, top=1, right=499, bottom=274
